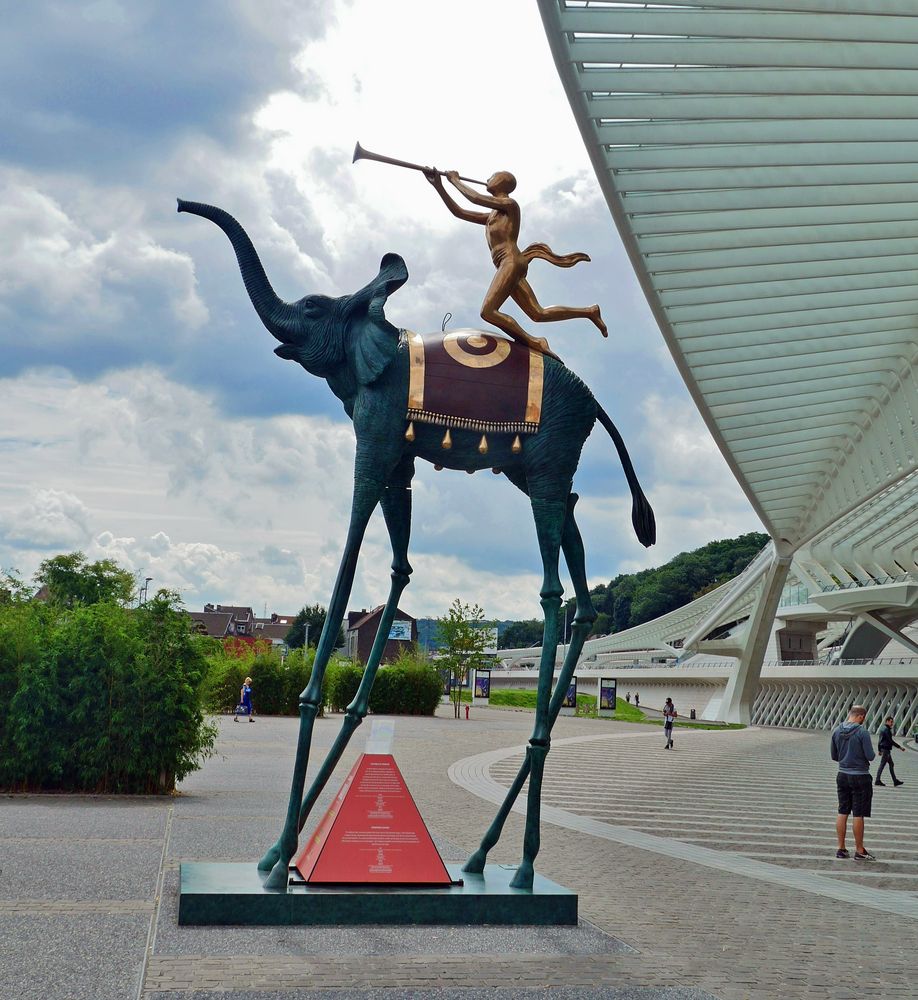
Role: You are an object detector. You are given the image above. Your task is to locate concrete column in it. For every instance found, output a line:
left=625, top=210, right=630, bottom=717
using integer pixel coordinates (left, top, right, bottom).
left=720, top=551, right=793, bottom=724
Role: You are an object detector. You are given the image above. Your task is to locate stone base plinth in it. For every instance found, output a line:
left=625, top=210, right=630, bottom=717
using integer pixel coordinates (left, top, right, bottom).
left=178, top=862, right=577, bottom=926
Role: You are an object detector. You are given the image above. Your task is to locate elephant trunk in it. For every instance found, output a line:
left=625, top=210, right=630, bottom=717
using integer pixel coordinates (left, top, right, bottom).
left=177, top=199, right=299, bottom=345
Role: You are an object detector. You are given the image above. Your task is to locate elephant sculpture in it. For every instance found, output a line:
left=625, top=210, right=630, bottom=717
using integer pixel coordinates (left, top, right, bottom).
left=177, top=198, right=655, bottom=891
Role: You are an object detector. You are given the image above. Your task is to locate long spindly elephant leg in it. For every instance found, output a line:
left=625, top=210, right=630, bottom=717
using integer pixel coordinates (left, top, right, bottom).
left=259, top=474, right=385, bottom=889
left=465, top=492, right=595, bottom=875
left=293, top=459, right=415, bottom=836
left=509, top=490, right=567, bottom=890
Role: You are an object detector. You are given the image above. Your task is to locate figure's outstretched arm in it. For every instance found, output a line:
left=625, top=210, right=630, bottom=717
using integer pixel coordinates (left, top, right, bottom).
left=446, top=170, right=506, bottom=210
left=425, top=169, right=488, bottom=225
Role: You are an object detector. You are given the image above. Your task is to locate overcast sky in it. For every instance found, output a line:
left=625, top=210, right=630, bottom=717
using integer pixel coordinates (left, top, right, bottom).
left=0, top=0, right=760, bottom=619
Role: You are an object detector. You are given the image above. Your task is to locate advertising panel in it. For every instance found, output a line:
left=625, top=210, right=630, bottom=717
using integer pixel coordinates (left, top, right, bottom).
left=599, top=677, right=617, bottom=716
left=560, top=677, right=577, bottom=715
left=473, top=669, right=491, bottom=702
left=388, top=620, right=412, bottom=641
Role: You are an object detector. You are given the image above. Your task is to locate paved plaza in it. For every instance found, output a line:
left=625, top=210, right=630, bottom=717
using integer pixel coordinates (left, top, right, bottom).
left=3, top=708, right=918, bottom=999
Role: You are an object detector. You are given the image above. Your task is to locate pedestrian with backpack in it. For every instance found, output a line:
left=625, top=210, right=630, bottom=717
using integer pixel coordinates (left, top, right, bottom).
left=663, top=697, right=677, bottom=750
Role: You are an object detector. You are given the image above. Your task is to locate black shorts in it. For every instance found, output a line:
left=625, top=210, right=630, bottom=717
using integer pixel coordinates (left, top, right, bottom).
left=837, top=772, right=873, bottom=818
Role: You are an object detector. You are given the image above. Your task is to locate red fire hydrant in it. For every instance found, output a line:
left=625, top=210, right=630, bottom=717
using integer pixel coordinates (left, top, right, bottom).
left=464, top=703, right=470, bottom=720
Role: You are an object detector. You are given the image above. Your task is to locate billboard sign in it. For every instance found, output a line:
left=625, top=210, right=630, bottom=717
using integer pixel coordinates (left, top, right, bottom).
left=560, top=677, right=577, bottom=715
left=474, top=669, right=491, bottom=702
left=388, top=619, right=412, bottom=641
left=599, top=677, right=617, bottom=716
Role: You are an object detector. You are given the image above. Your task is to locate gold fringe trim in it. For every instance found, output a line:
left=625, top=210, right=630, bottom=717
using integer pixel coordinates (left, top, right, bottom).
left=406, top=408, right=539, bottom=436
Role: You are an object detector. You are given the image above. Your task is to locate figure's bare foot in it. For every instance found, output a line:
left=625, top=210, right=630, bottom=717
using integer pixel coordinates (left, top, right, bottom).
left=515, top=331, right=561, bottom=362
left=591, top=305, right=608, bottom=338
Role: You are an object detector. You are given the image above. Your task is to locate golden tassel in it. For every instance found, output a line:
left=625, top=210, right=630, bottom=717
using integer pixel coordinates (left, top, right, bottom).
left=404, top=421, right=415, bottom=442
left=478, top=434, right=488, bottom=455
left=441, top=429, right=452, bottom=450
left=512, top=434, right=522, bottom=454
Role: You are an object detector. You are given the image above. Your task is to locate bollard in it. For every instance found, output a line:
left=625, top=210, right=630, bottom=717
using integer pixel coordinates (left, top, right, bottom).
left=464, top=703, right=470, bottom=720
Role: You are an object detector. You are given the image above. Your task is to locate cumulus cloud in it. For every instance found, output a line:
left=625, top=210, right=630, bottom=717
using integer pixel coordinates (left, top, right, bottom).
left=0, top=0, right=766, bottom=620
left=0, top=2, right=334, bottom=175
left=0, top=170, right=208, bottom=377
left=0, top=488, right=92, bottom=550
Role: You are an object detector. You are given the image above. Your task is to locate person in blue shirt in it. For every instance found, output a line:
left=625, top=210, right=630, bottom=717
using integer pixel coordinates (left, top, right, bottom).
left=831, top=705, right=876, bottom=861
left=236, top=676, right=254, bottom=722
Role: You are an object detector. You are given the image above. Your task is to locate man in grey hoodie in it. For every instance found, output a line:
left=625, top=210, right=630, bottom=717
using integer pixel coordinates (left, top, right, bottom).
left=831, top=705, right=876, bottom=861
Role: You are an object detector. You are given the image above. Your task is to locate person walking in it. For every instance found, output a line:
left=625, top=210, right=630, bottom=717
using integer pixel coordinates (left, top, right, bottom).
left=831, top=705, right=876, bottom=860
left=662, top=697, right=677, bottom=750
left=634, top=693, right=640, bottom=708
left=626, top=691, right=631, bottom=704
left=876, top=716, right=905, bottom=787
left=236, top=676, right=254, bottom=722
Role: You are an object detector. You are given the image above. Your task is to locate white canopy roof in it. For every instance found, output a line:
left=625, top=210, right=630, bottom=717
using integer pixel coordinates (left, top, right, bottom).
left=539, top=0, right=918, bottom=552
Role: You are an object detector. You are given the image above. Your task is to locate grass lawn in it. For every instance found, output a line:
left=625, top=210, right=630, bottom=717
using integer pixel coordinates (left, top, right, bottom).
left=486, top=688, right=744, bottom=729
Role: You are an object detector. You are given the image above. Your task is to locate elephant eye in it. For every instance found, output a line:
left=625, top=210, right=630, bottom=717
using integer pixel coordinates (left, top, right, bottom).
left=300, top=296, right=329, bottom=319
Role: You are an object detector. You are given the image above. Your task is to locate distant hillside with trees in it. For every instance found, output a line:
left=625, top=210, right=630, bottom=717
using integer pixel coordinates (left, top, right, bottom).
left=497, top=531, right=768, bottom=648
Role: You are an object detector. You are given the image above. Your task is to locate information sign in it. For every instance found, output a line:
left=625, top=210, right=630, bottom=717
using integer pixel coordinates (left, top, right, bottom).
left=473, top=669, right=491, bottom=702
left=294, top=753, right=452, bottom=885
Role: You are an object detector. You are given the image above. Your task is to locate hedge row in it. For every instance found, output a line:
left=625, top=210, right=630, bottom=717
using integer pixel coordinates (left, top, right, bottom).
left=0, top=595, right=216, bottom=794
left=202, top=646, right=327, bottom=716
left=207, top=646, right=443, bottom=718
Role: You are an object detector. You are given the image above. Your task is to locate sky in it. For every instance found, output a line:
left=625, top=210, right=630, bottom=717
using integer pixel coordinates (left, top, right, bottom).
left=0, top=0, right=761, bottom=620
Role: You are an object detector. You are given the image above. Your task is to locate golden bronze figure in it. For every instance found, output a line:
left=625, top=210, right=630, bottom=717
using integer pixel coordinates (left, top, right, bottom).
left=424, top=167, right=608, bottom=357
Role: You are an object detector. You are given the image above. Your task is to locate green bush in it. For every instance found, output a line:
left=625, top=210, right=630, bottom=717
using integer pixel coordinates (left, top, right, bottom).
left=326, top=659, right=364, bottom=712
left=202, top=645, right=325, bottom=716
left=368, top=648, right=442, bottom=716
left=0, top=593, right=216, bottom=794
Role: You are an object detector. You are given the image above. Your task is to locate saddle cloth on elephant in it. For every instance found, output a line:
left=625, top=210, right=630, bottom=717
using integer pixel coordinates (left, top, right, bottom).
left=403, top=329, right=543, bottom=435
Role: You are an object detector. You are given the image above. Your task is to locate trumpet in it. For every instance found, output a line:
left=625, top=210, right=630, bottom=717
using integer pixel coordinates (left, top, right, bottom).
left=352, top=141, right=486, bottom=186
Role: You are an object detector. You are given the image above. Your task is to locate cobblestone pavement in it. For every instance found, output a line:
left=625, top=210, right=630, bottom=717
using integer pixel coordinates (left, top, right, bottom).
left=3, top=708, right=918, bottom=998
left=482, top=726, right=918, bottom=898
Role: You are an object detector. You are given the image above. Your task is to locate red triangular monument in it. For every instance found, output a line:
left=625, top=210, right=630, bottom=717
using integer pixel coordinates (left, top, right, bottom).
left=294, top=753, right=453, bottom=885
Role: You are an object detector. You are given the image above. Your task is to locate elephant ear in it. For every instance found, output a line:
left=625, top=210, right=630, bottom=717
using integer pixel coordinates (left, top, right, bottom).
left=348, top=252, right=409, bottom=385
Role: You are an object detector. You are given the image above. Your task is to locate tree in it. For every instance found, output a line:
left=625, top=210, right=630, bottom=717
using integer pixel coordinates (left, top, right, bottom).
left=0, top=569, right=33, bottom=605
left=34, top=552, right=135, bottom=608
left=498, top=618, right=544, bottom=649
left=436, top=599, right=493, bottom=719
left=496, top=531, right=770, bottom=649
left=285, top=603, right=344, bottom=650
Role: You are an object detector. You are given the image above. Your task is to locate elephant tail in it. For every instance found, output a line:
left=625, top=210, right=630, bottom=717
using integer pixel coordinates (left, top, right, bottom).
left=596, top=405, right=656, bottom=547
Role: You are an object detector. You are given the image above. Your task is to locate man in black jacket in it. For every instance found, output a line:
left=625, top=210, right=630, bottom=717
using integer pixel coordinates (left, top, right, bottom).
left=876, top=716, right=905, bottom=788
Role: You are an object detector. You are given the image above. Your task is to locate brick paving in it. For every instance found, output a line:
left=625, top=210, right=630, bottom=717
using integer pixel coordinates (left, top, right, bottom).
left=3, top=708, right=918, bottom=997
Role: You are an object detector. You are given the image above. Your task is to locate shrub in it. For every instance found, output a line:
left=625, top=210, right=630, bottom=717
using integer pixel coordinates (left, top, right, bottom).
left=367, top=647, right=442, bottom=716
left=0, top=593, right=216, bottom=794
left=326, top=659, right=364, bottom=712
left=202, top=644, right=324, bottom=716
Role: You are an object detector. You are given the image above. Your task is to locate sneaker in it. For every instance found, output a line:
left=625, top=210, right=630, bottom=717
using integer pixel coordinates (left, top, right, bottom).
left=854, top=850, right=876, bottom=861
left=875, top=780, right=886, bottom=786
left=835, top=849, right=850, bottom=859
left=894, top=780, right=905, bottom=787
